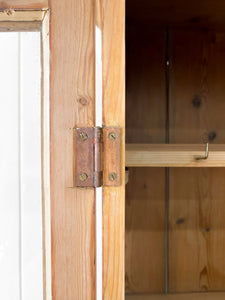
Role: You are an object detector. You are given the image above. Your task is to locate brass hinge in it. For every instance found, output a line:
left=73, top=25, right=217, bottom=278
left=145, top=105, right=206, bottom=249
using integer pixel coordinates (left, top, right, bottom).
left=75, top=127, right=121, bottom=187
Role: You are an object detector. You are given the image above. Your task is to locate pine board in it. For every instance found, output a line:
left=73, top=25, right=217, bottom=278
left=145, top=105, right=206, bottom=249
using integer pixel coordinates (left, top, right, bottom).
left=169, top=29, right=225, bottom=292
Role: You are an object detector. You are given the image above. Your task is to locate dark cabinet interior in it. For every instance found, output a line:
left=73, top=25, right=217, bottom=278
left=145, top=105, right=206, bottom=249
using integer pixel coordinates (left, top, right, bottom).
left=125, top=1, right=225, bottom=298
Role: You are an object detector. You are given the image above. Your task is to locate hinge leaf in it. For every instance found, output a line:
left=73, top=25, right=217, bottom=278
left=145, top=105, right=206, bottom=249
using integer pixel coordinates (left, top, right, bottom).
left=75, top=127, right=121, bottom=188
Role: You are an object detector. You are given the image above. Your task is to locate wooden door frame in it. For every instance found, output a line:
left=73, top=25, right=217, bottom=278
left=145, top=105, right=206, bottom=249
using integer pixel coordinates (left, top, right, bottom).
left=0, top=1, right=125, bottom=299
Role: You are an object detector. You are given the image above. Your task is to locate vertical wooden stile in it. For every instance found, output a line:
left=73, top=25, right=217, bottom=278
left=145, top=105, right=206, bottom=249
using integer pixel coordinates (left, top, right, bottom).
left=49, top=0, right=96, bottom=299
left=101, top=0, right=125, bottom=299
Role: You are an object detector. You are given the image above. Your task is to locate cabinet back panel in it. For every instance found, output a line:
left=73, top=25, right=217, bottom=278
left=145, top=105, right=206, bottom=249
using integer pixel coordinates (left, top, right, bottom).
left=169, top=29, right=225, bottom=292
left=126, top=27, right=167, bottom=143
left=126, top=25, right=225, bottom=294
left=169, top=168, right=225, bottom=292
left=169, top=30, right=225, bottom=143
left=126, top=26, right=166, bottom=293
left=126, top=168, right=166, bottom=293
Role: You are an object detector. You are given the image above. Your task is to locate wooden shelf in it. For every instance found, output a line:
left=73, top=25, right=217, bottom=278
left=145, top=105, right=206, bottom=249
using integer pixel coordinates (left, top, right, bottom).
left=126, top=144, right=225, bottom=167
left=126, top=292, right=225, bottom=300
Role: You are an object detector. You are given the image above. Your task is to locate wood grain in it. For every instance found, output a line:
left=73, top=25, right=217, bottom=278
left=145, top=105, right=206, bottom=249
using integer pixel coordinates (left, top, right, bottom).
left=169, top=168, right=225, bottom=292
left=169, top=30, right=225, bottom=292
left=49, top=0, right=95, bottom=299
left=101, top=0, right=125, bottom=299
left=126, top=292, right=225, bottom=300
left=169, top=30, right=225, bottom=143
left=0, top=0, right=48, bottom=9
left=126, top=144, right=225, bottom=167
left=126, top=168, right=165, bottom=293
left=125, top=26, right=166, bottom=293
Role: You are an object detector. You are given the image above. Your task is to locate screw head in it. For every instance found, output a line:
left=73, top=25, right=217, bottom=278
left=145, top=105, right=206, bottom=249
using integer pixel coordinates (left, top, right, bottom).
left=108, top=172, right=117, bottom=182
left=108, top=132, right=116, bottom=141
left=79, top=173, right=88, bottom=182
left=80, top=132, right=88, bottom=141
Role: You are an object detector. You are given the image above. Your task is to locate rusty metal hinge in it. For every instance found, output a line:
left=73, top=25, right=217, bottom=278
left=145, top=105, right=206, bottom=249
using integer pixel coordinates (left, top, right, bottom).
left=75, top=127, right=121, bottom=187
